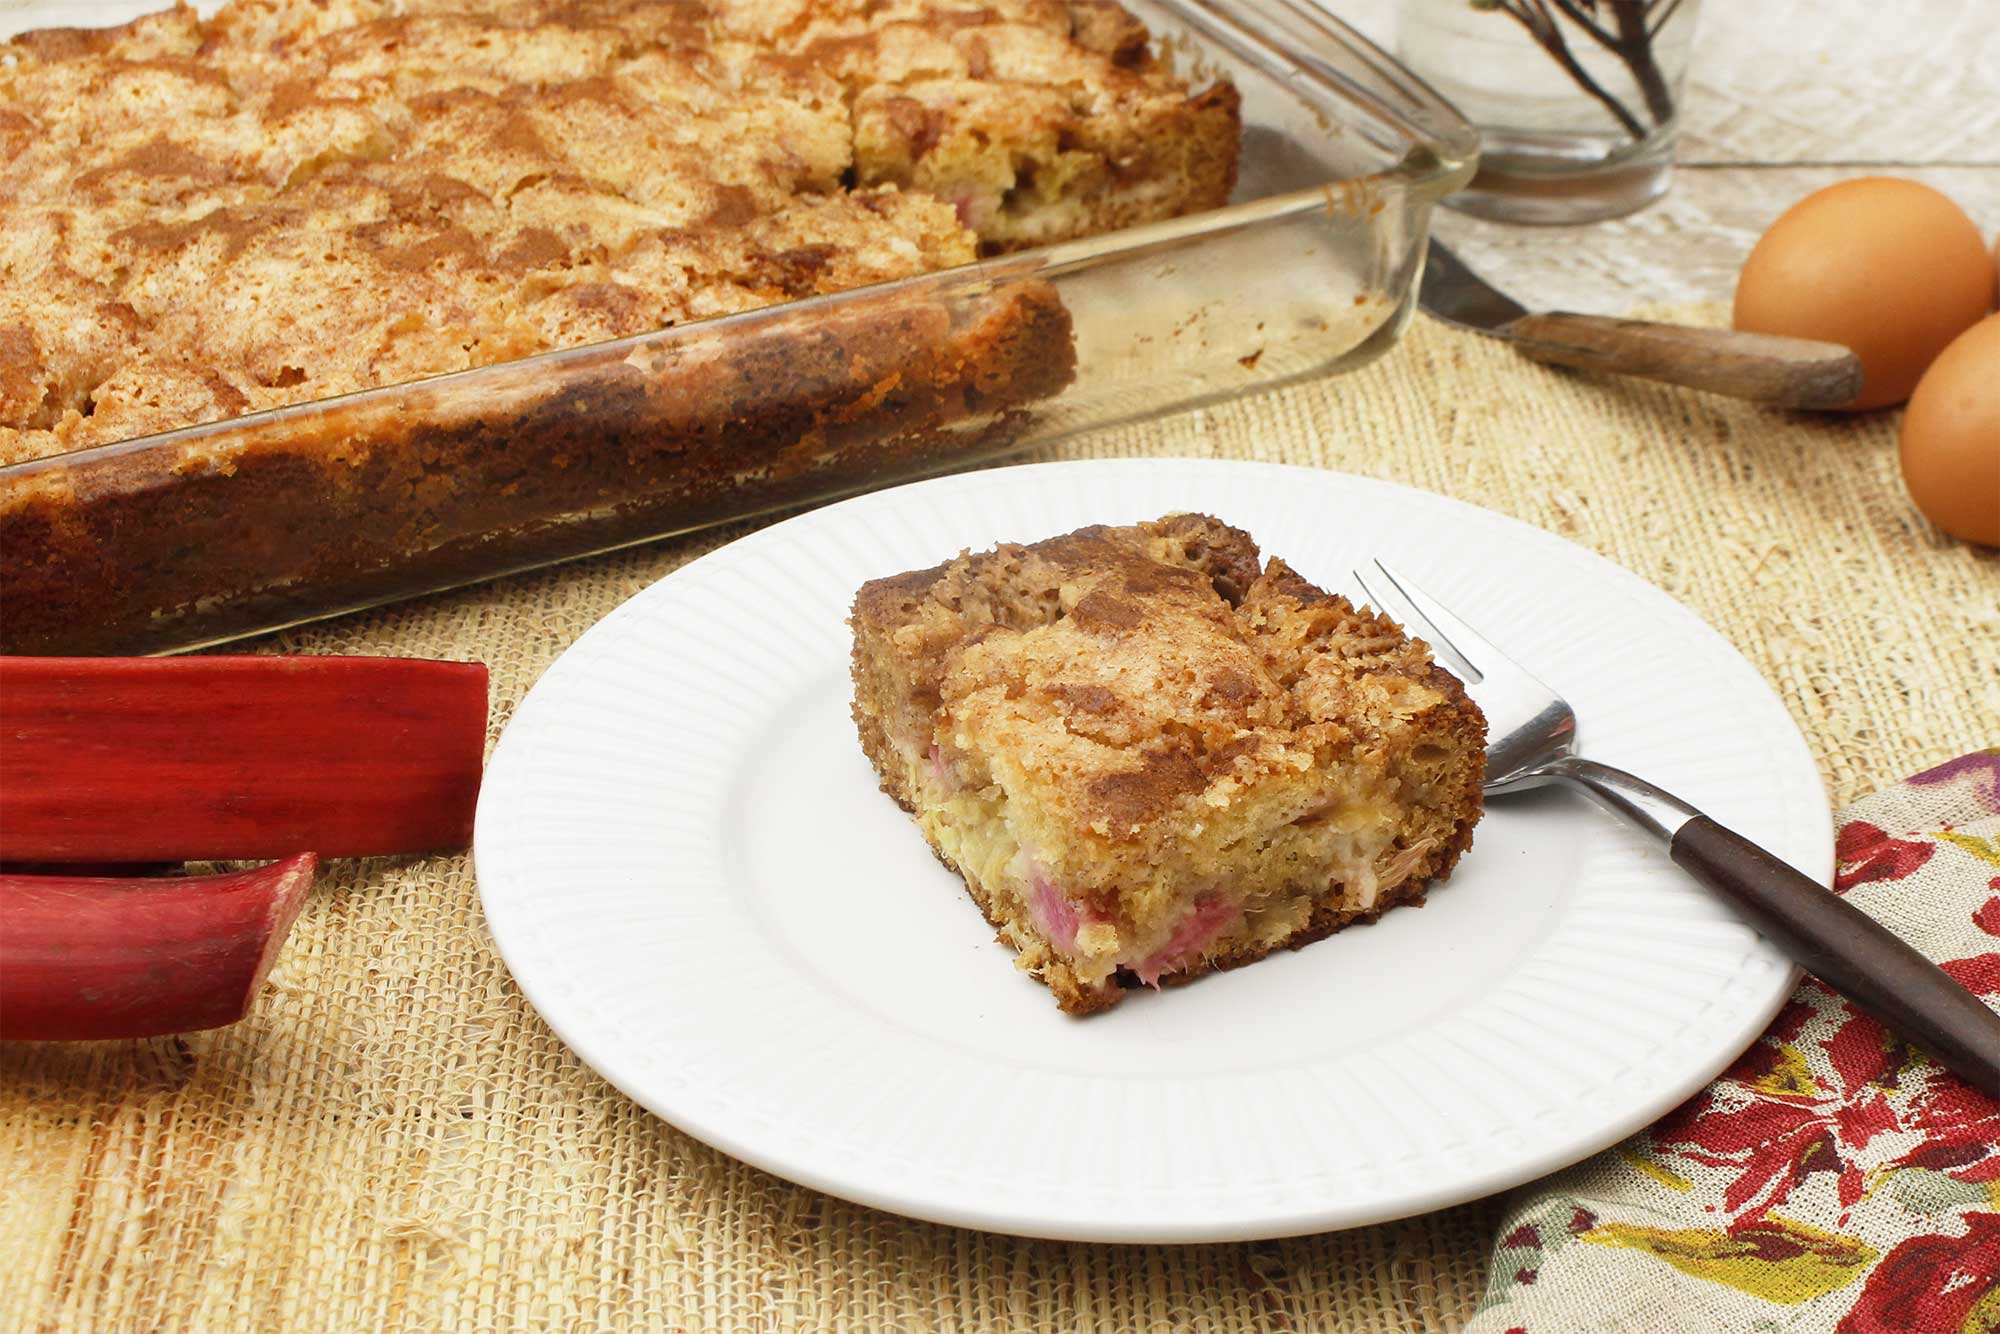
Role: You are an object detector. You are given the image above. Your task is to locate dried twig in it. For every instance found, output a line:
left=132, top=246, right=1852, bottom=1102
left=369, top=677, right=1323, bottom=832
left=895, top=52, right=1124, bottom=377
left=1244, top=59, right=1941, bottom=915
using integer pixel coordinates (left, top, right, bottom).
left=1476, top=0, right=1689, bottom=140
left=1487, top=0, right=1649, bottom=139
left=1610, top=0, right=1676, bottom=125
left=1545, top=0, right=1616, bottom=47
left=1648, top=0, right=1690, bottom=40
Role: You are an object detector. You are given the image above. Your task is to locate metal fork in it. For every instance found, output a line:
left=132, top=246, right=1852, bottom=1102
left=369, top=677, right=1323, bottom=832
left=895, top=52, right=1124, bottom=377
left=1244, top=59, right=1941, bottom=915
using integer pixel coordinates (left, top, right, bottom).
left=1353, top=561, right=2000, bottom=1099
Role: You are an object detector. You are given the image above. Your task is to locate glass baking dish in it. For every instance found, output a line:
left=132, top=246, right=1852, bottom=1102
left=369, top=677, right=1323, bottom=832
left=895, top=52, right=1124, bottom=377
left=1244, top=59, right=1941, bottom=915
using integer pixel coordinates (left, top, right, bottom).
left=0, top=1, right=1476, bottom=656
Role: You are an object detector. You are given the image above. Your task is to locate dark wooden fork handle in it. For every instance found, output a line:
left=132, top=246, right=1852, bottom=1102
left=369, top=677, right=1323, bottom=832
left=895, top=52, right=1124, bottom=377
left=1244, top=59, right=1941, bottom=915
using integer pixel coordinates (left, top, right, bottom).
left=1671, top=816, right=2000, bottom=1099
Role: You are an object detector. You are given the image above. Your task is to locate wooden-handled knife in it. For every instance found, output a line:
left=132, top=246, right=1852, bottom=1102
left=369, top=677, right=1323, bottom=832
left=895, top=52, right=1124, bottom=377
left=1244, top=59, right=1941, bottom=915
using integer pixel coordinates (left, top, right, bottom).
left=1419, top=240, right=1864, bottom=410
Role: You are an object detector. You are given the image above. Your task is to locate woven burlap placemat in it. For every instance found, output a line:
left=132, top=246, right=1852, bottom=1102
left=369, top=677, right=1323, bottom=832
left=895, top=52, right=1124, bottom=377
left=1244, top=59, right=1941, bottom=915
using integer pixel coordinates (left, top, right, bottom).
left=4, top=306, right=1993, bottom=1333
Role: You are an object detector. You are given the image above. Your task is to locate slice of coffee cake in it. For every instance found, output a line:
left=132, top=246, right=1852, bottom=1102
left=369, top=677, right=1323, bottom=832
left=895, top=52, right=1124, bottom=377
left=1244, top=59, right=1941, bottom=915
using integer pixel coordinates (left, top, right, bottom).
left=850, top=514, right=1486, bottom=1014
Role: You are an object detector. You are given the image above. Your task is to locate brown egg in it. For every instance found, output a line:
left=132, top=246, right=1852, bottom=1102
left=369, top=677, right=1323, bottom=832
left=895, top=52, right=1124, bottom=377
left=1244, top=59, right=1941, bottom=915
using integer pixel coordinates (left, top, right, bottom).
left=1899, top=313, right=2000, bottom=546
left=1735, top=178, right=1995, bottom=411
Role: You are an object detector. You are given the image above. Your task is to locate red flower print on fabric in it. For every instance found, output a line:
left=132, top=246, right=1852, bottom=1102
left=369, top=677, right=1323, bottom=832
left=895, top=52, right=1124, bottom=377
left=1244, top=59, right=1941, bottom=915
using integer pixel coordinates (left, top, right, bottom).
left=1832, top=821, right=1933, bottom=892
left=1836, top=1212, right=2000, bottom=1334
left=1976, top=894, right=2000, bottom=936
left=1650, top=993, right=1998, bottom=1225
left=1941, top=952, right=2000, bottom=997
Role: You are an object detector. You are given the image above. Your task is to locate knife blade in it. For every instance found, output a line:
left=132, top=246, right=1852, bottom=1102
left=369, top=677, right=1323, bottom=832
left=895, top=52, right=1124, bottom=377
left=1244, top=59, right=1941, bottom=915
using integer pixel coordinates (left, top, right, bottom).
left=1417, top=239, right=1864, bottom=410
left=1420, top=239, right=1530, bottom=332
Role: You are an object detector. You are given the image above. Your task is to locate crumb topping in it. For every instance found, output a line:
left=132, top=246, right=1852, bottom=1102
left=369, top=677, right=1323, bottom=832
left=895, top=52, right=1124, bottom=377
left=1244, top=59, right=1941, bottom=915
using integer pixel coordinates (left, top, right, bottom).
left=0, top=0, right=1236, bottom=466
left=856, top=513, right=1465, bottom=840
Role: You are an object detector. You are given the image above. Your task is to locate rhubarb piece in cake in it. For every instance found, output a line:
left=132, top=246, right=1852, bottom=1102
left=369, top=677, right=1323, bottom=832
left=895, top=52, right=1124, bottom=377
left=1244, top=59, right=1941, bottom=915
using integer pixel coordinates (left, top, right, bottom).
left=850, top=514, right=1486, bottom=1013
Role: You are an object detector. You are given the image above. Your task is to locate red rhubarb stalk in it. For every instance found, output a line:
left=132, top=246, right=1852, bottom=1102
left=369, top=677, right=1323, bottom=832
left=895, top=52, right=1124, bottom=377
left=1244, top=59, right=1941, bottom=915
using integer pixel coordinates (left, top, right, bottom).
left=0, top=656, right=488, bottom=862
left=0, top=853, right=316, bottom=1040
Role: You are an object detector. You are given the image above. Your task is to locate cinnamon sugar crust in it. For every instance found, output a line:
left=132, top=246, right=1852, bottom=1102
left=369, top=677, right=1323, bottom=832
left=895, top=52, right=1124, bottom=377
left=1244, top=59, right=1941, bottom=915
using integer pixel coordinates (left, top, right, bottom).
left=0, top=0, right=1239, bottom=463
left=851, top=514, right=1487, bottom=1013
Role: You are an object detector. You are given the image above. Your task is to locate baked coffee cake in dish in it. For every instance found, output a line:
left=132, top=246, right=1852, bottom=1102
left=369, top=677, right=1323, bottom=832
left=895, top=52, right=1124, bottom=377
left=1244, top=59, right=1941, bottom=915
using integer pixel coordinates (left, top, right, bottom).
left=0, top=0, right=1240, bottom=654
left=0, top=0, right=1239, bottom=464
left=851, top=514, right=1486, bottom=1014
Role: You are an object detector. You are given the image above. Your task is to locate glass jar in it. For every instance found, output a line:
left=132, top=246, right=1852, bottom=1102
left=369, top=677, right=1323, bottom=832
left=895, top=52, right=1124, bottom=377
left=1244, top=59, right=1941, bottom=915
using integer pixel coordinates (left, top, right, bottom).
left=1398, top=0, right=1702, bottom=224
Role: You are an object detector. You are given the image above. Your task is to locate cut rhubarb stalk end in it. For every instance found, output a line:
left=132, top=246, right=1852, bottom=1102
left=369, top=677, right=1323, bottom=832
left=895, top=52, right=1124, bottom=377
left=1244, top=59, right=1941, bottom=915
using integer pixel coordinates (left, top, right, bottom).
left=0, top=656, right=488, bottom=862
left=0, top=852, right=316, bottom=1041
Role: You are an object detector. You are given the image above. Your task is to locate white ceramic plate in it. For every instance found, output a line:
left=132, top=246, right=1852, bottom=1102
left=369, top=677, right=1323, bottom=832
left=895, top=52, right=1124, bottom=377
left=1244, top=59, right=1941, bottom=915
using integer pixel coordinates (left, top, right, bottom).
left=475, top=458, right=1829, bottom=1242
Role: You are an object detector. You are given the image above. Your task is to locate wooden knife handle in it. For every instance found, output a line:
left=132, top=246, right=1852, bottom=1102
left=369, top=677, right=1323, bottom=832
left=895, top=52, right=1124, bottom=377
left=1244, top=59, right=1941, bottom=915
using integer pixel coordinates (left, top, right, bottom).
left=1671, top=815, right=2000, bottom=1100
left=1503, top=311, right=1863, bottom=410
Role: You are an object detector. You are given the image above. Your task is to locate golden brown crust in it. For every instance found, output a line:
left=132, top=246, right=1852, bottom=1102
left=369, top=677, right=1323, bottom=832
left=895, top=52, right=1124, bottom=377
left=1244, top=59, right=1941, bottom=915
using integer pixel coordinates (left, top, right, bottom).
left=851, top=514, right=1487, bottom=1013
left=858, top=515, right=1476, bottom=848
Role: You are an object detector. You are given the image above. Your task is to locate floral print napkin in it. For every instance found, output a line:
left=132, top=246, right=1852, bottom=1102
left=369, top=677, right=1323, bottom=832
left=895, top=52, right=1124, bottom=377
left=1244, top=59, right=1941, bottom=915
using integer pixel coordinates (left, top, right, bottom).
left=1469, top=751, right=2000, bottom=1334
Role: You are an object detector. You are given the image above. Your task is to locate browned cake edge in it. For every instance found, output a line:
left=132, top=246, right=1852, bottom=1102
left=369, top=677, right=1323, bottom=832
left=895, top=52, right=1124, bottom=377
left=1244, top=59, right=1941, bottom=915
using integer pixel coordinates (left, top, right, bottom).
left=0, top=281, right=1076, bottom=655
